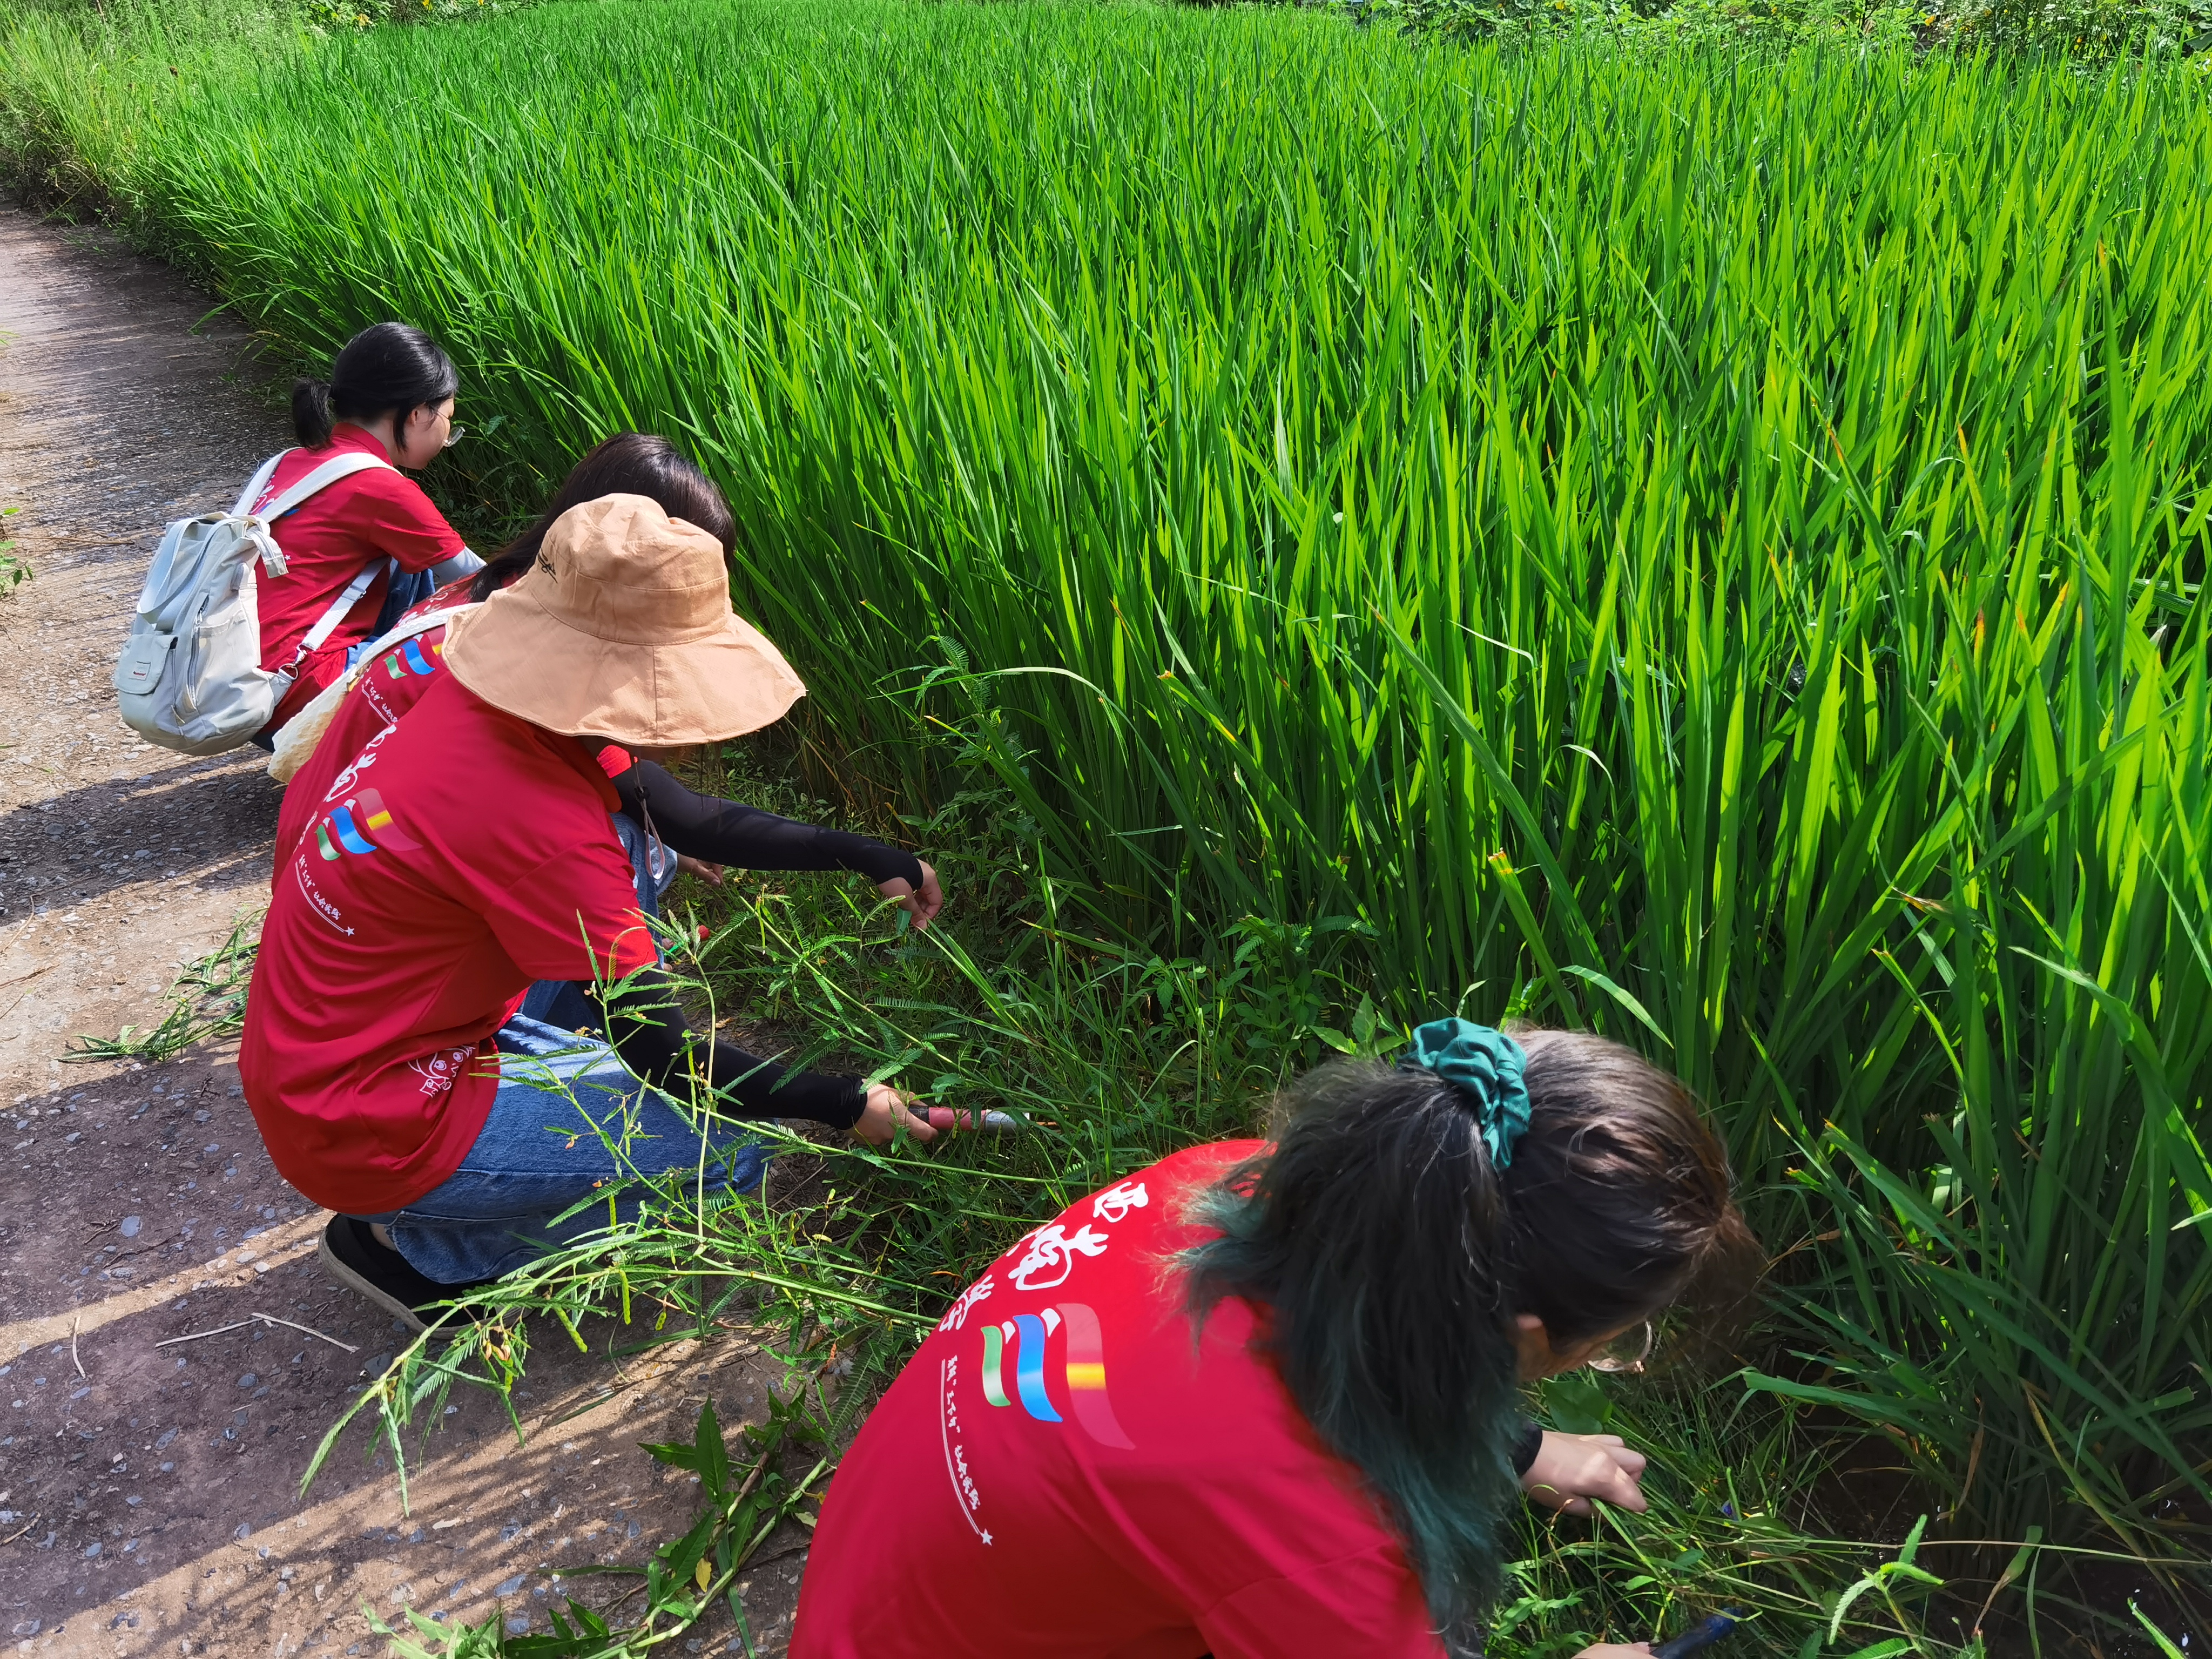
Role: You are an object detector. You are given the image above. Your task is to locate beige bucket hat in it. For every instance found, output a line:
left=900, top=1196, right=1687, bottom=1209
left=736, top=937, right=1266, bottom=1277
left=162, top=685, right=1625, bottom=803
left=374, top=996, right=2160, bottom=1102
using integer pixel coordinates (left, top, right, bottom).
left=442, top=492, right=805, bottom=746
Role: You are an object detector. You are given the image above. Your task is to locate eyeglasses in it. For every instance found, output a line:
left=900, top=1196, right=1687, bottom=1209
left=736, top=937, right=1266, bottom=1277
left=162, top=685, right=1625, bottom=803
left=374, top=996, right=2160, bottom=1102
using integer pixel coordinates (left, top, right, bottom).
left=441, top=424, right=466, bottom=449
left=1586, top=1320, right=1655, bottom=1375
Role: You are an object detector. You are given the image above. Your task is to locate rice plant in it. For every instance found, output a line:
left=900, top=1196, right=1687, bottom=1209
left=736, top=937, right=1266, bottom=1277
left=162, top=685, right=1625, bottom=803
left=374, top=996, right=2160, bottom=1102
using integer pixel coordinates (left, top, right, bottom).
left=3, top=0, right=2207, bottom=1593
left=311, top=868, right=1998, bottom=1659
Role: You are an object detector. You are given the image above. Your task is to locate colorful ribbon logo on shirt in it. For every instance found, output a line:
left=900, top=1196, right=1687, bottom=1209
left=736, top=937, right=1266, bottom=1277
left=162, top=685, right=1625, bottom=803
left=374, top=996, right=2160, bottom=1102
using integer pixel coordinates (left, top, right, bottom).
left=979, top=1303, right=1133, bottom=1450
left=313, top=787, right=424, bottom=860
left=383, top=636, right=444, bottom=679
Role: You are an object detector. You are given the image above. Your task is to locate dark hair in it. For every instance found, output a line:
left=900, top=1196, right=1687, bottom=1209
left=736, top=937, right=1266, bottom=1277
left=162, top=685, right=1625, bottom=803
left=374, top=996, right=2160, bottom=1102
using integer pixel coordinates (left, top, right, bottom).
left=292, top=322, right=460, bottom=451
left=468, top=433, right=736, bottom=602
left=1178, top=1030, right=1754, bottom=1653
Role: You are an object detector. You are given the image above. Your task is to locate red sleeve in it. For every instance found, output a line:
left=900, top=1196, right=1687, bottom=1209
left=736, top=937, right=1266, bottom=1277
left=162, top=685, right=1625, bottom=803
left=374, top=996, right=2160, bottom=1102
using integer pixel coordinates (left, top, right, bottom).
left=334, top=469, right=467, bottom=572
left=1196, top=1543, right=1448, bottom=1659
left=478, top=841, right=658, bottom=984
left=597, top=744, right=633, bottom=779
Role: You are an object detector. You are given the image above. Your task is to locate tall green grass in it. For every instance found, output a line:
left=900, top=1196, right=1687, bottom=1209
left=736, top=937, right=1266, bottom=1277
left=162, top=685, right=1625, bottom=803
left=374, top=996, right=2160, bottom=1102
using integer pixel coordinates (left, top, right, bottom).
left=4, top=0, right=2209, bottom=1580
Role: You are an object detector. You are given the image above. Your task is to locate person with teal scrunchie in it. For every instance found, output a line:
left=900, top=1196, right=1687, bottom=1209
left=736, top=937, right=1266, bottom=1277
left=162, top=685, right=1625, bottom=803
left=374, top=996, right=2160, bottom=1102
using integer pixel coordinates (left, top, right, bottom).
left=793, top=1019, right=1758, bottom=1659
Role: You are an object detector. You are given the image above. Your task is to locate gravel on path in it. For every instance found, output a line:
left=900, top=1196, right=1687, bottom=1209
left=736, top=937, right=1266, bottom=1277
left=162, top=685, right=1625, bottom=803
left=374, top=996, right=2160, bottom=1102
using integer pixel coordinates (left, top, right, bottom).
left=0, top=211, right=807, bottom=1659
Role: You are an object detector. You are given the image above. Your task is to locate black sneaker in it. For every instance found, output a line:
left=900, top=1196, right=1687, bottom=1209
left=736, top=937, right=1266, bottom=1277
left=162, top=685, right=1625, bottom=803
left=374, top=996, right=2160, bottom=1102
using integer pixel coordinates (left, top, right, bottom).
left=317, top=1215, right=495, bottom=1333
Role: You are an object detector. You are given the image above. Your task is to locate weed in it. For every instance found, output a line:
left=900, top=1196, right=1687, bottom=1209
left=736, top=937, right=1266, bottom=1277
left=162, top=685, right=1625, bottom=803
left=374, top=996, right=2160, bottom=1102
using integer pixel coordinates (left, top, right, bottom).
left=65, top=915, right=258, bottom=1064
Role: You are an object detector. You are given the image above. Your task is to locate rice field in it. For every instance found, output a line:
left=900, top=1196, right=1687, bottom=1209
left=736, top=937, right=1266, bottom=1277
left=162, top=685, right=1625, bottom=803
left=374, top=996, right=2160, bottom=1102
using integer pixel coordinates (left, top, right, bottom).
left=4, top=0, right=2210, bottom=1639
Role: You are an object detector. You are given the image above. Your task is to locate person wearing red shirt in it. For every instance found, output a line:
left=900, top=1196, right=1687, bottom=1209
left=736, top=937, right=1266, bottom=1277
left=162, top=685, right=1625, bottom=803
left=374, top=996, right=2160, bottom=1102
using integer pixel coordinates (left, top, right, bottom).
left=239, top=491, right=940, bottom=1328
left=794, top=1022, right=1756, bottom=1659
left=271, top=433, right=944, bottom=942
left=249, top=322, right=483, bottom=739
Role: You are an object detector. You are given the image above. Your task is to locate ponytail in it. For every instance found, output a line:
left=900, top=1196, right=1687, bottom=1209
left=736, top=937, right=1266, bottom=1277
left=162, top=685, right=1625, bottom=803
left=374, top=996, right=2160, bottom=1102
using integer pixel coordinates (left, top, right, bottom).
left=1177, top=1033, right=1752, bottom=1651
left=292, top=377, right=336, bottom=448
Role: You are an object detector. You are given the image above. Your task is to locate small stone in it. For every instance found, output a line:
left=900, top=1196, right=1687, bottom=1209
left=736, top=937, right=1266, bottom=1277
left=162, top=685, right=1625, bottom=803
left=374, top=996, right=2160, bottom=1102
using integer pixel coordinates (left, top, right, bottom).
left=495, top=1575, right=525, bottom=1595
left=154, top=1428, right=176, bottom=1449
left=84, top=1541, right=102, bottom=1557
left=504, top=1617, right=529, bottom=1636
left=233, top=1523, right=250, bottom=1541
left=119, top=1217, right=141, bottom=1239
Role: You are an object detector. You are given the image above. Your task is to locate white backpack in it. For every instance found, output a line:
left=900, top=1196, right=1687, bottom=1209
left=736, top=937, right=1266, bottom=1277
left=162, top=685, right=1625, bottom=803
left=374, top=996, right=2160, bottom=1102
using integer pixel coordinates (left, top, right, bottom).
left=112, top=448, right=399, bottom=756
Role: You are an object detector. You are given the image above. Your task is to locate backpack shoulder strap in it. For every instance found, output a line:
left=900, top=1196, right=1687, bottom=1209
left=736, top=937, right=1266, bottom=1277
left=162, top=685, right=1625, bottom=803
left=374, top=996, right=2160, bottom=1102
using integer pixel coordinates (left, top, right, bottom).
left=291, top=555, right=395, bottom=664
left=229, top=450, right=292, bottom=519
left=253, top=451, right=397, bottom=524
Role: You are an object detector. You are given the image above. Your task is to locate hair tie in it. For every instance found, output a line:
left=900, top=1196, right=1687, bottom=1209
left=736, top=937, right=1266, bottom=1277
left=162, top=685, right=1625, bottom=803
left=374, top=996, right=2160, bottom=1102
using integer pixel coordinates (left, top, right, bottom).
left=1398, top=1018, right=1530, bottom=1171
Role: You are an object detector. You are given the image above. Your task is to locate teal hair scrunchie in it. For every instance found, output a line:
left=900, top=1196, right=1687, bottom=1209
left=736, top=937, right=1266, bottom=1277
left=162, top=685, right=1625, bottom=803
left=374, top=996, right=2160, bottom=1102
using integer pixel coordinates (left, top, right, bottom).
left=1398, top=1018, right=1532, bottom=1171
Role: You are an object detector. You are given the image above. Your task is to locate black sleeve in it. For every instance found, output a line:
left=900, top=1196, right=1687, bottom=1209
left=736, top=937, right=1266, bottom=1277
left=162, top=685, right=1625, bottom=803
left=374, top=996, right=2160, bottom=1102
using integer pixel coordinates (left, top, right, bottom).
left=598, top=967, right=865, bottom=1130
left=1510, top=1415, right=1544, bottom=1479
left=611, top=759, right=926, bottom=888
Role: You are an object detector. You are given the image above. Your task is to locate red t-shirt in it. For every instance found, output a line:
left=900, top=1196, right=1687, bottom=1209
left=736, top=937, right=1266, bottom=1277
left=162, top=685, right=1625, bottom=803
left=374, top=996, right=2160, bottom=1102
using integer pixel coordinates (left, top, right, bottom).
left=793, top=1143, right=1447, bottom=1659
left=273, top=579, right=479, bottom=868
left=239, top=675, right=656, bottom=1215
left=252, top=426, right=466, bottom=729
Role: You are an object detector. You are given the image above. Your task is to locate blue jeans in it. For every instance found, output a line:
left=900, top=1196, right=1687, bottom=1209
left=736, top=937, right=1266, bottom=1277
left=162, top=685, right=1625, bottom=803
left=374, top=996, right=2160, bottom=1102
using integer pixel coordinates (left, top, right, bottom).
left=363, top=813, right=760, bottom=1285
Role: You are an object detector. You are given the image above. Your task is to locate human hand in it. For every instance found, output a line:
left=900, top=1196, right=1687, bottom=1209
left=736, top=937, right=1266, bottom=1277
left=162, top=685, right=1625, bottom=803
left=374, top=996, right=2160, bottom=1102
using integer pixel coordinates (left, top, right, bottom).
left=877, top=860, right=944, bottom=930
left=1521, top=1431, right=1649, bottom=1517
left=853, top=1082, right=938, bottom=1147
left=677, top=854, right=725, bottom=887
left=901, top=1105, right=993, bottom=1131
left=1572, top=1645, right=1651, bottom=1658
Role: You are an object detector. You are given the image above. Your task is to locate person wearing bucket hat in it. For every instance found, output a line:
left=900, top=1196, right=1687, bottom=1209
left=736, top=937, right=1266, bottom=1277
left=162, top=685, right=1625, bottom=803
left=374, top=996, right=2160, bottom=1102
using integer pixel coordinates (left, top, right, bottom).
left=269, top=433, right=945, bottom=940
left=793, top=1023, right=1758, bottom=1659
left=239, top=492, right=936, bottom=1330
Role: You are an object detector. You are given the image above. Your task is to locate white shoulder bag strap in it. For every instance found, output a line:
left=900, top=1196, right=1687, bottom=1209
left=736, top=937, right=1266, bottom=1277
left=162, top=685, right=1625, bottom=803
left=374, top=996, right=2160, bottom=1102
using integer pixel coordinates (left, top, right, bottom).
left=265, top=602, right=483, bottom=784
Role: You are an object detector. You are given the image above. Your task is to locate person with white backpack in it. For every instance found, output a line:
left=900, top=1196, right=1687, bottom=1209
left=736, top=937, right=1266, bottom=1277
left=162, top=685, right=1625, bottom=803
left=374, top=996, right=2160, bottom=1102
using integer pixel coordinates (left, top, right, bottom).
left=251, top=322, right=481, bottom=737
left=112, top=321, right=480, bottom=754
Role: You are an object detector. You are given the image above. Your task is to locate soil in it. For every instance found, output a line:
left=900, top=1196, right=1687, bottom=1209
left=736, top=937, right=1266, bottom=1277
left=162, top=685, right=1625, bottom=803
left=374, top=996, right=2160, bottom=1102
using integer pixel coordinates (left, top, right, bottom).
left=0, top=211, right=810, bottom=1659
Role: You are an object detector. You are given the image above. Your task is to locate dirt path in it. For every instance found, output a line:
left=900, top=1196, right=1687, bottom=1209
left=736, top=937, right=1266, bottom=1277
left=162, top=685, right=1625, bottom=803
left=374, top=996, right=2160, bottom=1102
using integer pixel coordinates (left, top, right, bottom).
left=0, top=212, right=806, bottom=1658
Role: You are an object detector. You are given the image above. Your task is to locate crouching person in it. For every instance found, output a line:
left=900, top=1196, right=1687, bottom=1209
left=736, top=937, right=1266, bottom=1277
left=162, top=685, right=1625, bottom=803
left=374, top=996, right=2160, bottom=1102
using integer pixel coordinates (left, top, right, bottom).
left=239, top=493, right=934, bottom=1328
left=793, top=1022, right=1755, bottom=1659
